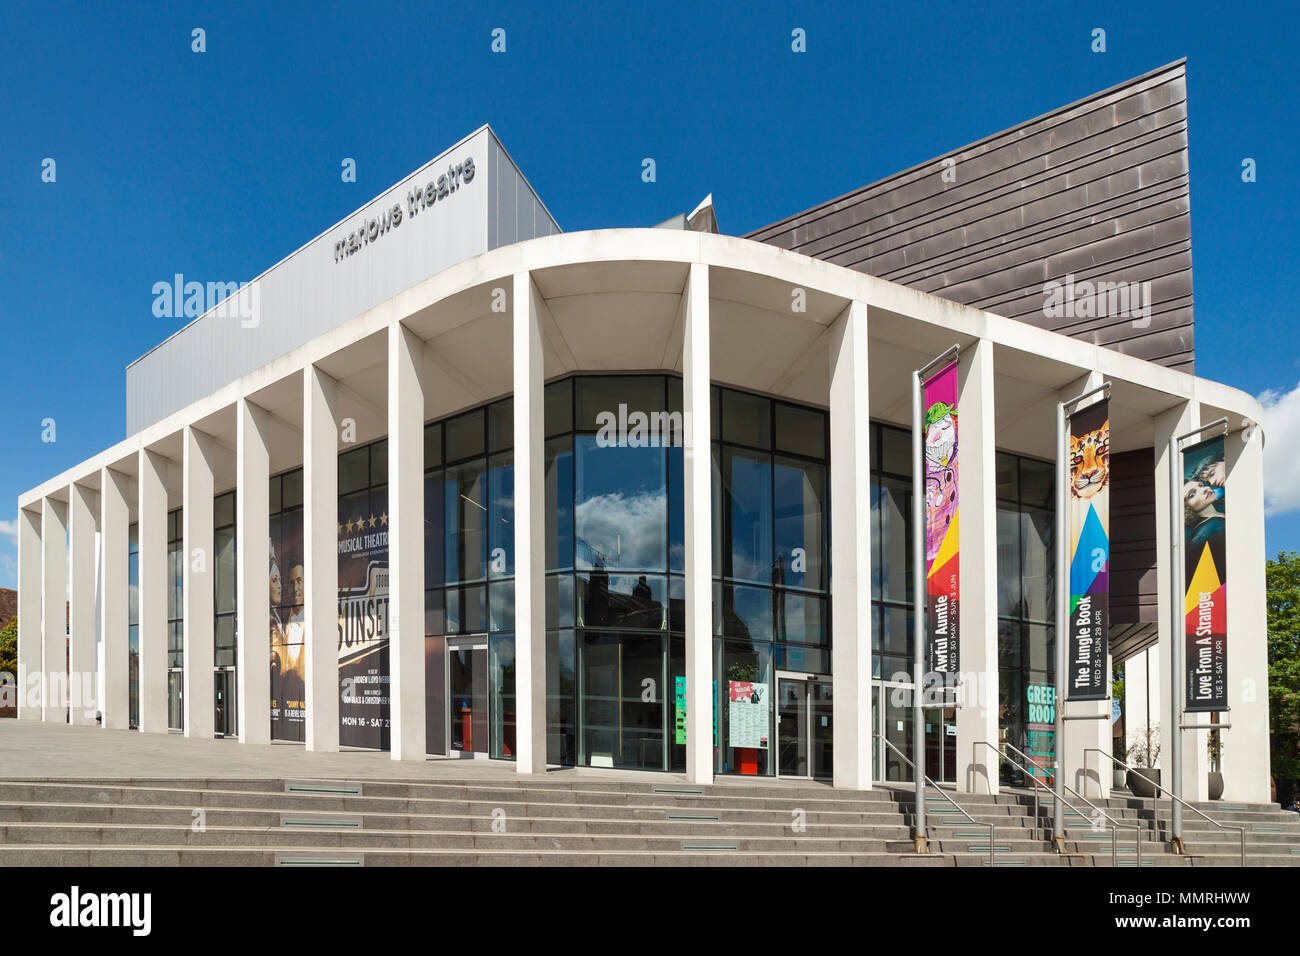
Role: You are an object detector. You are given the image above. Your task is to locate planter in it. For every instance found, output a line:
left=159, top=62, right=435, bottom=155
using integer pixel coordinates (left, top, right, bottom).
left=1127, top=768, right=1162, bottom=798
left=1113, top=769, right=1128, bottom=790
left=1208, top=771, right=1224, bottom=801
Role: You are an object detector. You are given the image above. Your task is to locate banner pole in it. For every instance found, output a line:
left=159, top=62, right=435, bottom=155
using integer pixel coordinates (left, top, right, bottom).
left=911, top=368, right=927, bottom=853
left=1169, top=433, right=1184, bottom=851
left=1053, top=399, right=1067, bottom=848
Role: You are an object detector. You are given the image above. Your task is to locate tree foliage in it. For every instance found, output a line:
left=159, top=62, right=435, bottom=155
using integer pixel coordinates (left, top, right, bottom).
left=0, top=618, right=16, bottom=678
left=1267, top=551, right=1300, bottom=781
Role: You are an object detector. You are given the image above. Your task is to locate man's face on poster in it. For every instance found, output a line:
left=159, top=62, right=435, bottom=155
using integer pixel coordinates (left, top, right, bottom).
left=292, top=565, right=305, bottom=606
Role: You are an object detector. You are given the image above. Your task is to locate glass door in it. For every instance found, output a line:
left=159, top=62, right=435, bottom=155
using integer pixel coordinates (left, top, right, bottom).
left=213, top=669, right=236, bottom=737
left=777, top=677, right=809, bottom=777
left=924, top=705, right=957, bottom=784
left=876, top=680, right=914, bottom=783
left=448, top=640, right=488, bottom=755
left=777, top=674, right=833, bottom=779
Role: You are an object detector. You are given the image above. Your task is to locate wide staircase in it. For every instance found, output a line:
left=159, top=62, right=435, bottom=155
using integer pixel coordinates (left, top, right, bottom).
left=0, top=776, right=1297, bottom=866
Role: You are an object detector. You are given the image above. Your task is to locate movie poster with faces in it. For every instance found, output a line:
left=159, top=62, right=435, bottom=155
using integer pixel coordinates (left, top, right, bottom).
left=269, top=508, right=306, bottom=741
left=1182, top=435, right=1227, bottom=712
left=1066, top=398, right=1110, bottom=700
left=338, top=485, right=390, bottom=749
left=923, top=360, right=960, bottom=676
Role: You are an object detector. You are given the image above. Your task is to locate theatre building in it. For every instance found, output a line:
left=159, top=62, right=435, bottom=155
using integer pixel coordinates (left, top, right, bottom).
left=14, top=62, right=1272, bottom=805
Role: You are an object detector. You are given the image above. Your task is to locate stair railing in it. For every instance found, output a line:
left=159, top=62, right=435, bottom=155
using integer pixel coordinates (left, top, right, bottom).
left=978, top=741, right=1142, bottom=867
left=873, top=733, right=995, bottom=868
left=1085, top=748, right=1246, bottom=866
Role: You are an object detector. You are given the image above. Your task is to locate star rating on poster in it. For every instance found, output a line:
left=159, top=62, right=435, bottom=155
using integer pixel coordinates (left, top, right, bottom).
left=338, top=514, right=392, bottom=537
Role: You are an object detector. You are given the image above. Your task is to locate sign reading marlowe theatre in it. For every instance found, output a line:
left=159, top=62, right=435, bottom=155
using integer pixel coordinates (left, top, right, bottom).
left=332, top=157, right=476, bottom=264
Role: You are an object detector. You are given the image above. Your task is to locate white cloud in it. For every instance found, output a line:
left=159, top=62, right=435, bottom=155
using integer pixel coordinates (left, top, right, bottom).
left=0, top=518, right=16, bottom=545
left=1259, top=381, right=1300, bottom=516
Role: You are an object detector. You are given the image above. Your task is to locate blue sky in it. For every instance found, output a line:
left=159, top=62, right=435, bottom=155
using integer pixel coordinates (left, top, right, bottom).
left=2, top=0, right=1298, bottom=587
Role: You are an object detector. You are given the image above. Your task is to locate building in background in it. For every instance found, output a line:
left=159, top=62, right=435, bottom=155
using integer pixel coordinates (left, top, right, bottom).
left=14, top=65, right=1271, bottom=805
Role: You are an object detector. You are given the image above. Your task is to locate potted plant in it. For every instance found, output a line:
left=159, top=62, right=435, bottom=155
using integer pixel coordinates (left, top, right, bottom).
left=1126, top=724, right=1162, bottom=798
left=1111, top=669, right=1127, bottom=789
left=1207, top=725, right=1224, bottom=800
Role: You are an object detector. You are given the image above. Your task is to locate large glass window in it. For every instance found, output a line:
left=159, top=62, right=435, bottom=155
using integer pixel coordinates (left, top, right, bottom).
left=713, top=387, right=830, bottom=777
left=425, top=399, right=514, bottom=758
left=128, top=523, right=139, bottom=729
left=997, top=452, right=1057, bottom=786
left=167, top=509, right=183, bottom=731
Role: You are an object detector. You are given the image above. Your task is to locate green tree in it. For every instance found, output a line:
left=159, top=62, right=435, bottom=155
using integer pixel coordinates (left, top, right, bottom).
left=1267, top=551, right=1300, bottom=784
left=0, top=618, right=16, bottom=678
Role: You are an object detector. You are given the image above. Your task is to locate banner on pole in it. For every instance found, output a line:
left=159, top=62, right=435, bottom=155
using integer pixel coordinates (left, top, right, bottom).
left=1066, top=397, right=1110, bottom=700
left=1182, top=435, right=1228, bottom=712
left=923, top=359, right=960, bottom=676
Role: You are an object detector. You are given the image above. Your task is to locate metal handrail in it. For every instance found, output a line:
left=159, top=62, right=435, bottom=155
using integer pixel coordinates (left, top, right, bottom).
left=1086, top=749, right=1246, bottom=866
left=874, top=733, right=996, bottom=868
left=977, top=741, right=1141, bottom=867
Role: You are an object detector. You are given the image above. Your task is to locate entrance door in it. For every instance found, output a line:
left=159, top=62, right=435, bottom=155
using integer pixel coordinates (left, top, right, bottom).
left=875, top=680, right=914, bottom=782
left=213, top=669, right=236, bottom=737
left=777, top=674, right=832, bottom=778
left=448, top=640, right=488, bottom=755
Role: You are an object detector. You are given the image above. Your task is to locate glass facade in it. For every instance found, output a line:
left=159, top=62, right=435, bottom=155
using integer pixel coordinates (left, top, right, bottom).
left=114, top=376, right=1059, bottom=785
left=166, top=509, right=183, bottom=731
left=713, top=386, right=829, bottom=777
left=546, top=376, right=686, bottom=771
left=996, top=452, right=1057, bottom=785
left=128, top=523, right=139, bottom=730
left=424, top=401, right=512, bottom=757
left=213, top=491, right=237, bottom=737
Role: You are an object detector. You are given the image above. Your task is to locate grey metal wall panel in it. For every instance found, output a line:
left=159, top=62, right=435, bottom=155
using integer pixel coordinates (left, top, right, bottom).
left=748, top=62, right=1196, bottom=372
left=126, top=125, right=558, bottom=434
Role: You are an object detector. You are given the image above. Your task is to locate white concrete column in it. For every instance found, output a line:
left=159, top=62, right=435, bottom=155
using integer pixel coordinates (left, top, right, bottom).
left=1057, top=372, right=1114, bottom=798
left=182, top=426, right=217, bottom=738
left=512, top=273, right=547, bottom=775
left=100, top=468, right=131, bottom=730
left=682, top=262, right=714, bottom=785
left=69, top=483, right=98, bottom=724
left=955, top=338, right=999, bottom=794
left=828, top=301, right=873, bottom=791
left=137, top=448, right=169, bottom=733
left=16, top=506, right=42, bottom=719
left=389, top=322, right=427, bottom=761
left=304, top=366, right=340, bottom=752
left=1220, top=420, right=1269, bottom=803
left=41, top=496, right=68, bottom=723
left=237, top=398, right=272, bottom=745
left=1152, top=400, right=1209, bottom=801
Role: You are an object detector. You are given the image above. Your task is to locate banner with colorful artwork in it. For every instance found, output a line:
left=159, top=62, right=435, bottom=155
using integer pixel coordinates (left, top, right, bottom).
left=1066, top=398, right=1110, bottom=700
left=1182, top=435, right=1227, bottom=712
left=923, top=360, right=959, bottom=675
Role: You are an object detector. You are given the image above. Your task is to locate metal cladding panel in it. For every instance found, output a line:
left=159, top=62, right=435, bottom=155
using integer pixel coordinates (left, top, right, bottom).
left=125, top=126, right=553, bottom=434
left=748, top=61, right=1196, bottom=372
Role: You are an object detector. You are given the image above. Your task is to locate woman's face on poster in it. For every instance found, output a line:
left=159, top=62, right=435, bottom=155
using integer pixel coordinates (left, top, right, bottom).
left=1183, top=479, right=1217, bottom=514
left=1201, top=459, right=1226, bottom=487
left=270, top=563, right=282, bottom=604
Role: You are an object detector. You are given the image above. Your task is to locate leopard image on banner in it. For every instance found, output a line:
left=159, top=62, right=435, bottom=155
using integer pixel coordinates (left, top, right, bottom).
left=1066, top=398, right=1109, bottom=701
left=1182, top=435, right=1227, bottom=712
left=338, top=488, right=390, bottom=749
